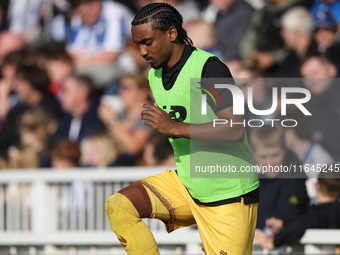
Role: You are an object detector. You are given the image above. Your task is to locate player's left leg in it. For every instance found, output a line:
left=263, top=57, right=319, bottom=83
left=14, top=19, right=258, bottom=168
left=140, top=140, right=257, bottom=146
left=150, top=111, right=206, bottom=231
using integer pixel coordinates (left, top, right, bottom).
left=190, top=198, right=258, bottom=255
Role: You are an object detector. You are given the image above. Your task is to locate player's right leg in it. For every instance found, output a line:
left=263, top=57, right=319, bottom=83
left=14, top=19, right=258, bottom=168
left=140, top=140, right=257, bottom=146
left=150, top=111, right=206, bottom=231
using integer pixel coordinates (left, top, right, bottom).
left=105, top=181, right=161, bottom=254
left=105, top=170, right=195, bottom=255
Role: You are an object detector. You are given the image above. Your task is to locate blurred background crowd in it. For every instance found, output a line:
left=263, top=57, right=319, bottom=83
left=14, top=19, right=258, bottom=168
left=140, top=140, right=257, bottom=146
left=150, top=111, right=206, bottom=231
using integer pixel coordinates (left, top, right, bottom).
left=1, top=0, right=340, bottom=170
left=0, top=0, right=340, bottom=249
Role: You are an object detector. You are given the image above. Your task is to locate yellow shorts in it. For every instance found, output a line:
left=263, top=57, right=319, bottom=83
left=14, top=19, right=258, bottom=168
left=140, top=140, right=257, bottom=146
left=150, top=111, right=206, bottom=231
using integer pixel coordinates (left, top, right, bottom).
left=139, top=170, right=258, bottom=255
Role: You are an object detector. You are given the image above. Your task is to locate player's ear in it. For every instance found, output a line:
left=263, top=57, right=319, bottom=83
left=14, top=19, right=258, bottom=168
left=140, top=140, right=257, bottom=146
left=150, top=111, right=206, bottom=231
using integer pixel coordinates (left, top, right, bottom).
left=168, top=26, right=178, bottom=42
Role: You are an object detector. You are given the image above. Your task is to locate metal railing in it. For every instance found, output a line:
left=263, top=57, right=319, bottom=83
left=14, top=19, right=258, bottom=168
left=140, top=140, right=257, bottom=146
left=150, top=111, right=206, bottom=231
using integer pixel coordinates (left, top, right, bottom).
left=0, top=168, right=339, bottom=255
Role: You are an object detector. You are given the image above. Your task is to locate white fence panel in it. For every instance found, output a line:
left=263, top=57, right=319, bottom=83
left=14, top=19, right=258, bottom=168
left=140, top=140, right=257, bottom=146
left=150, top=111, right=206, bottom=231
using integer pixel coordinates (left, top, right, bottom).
left=0, top=168, right=339, bottom=255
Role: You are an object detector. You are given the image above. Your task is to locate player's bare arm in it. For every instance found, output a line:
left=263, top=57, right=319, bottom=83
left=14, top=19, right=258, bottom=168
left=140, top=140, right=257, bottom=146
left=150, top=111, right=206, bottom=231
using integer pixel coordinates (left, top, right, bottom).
left=140, top=103, right=244, bottom=142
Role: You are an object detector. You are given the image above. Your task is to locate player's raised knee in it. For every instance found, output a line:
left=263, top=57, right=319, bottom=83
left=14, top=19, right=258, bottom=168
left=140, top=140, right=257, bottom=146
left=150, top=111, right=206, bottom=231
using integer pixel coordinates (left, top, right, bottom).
left=105, top=193, right=123, bottom=217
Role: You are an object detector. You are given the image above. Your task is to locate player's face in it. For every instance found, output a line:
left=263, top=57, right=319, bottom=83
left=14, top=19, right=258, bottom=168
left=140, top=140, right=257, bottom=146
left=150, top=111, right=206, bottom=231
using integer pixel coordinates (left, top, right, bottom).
left=132, top=22, right=173, bottom=69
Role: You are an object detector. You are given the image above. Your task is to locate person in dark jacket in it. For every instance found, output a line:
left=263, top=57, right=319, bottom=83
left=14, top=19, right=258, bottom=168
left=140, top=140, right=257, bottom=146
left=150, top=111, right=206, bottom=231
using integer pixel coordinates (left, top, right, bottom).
left=249, top=124, right=309, bottom=229
left=53, top=74, right=105, bottom=145
left=254, top=166, right=340, bottom=249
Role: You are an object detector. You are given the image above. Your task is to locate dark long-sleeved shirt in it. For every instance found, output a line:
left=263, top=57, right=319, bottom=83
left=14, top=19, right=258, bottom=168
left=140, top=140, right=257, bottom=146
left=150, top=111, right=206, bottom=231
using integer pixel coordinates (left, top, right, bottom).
left=274, top=201, right=340, bottom=247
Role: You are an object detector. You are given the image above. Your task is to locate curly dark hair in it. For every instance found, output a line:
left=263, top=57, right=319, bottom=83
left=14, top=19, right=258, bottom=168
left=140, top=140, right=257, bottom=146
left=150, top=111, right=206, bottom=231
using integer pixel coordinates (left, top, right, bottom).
left=131, top=3, right=194, bottom=47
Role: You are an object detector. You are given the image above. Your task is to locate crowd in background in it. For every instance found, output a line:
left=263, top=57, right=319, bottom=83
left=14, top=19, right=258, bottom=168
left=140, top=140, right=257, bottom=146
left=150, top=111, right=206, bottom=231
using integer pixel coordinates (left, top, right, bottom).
left=0, top=0, right=340, bottom=249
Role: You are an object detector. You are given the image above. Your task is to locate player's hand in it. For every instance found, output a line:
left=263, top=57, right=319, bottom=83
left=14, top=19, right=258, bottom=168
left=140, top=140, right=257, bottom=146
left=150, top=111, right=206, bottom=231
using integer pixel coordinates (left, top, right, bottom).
left=140, top=103, right=176, bottom=136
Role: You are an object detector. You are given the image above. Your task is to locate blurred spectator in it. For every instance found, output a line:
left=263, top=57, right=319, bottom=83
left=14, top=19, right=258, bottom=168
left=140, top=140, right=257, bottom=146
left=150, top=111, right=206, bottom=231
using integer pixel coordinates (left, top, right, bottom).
left=0, top=31, right=24, bottom=65
left=254, top=167, right=340, bottom=250
left=235, top=68, right=281, bottom=136
left=50, top=138, right=89, bottom=228
left=53, top=74, right=105, bottom=144
left=0, top=156, right=7, bottom=169
left=142, top=133, right=175, bottom=166
left=312, top=6, right=340, bottom=65
left=98, top=74, right=153, bottom=164
left=311, top=0, right=340, bottom=28
left=0, top=50, right=26, bottom=123
left=0, top=1, right=9, bottom=33
left=301, top=54, right=340, bottom=160
left=115, top=0, right=137, bottom=12
left=45, top=50, right=74, bottom=98
left=7, top=146, right=40, bottom=169
left=225, top=60, right=244, bottom=77
left=50, top=0, right=72, bottom=42
left=134, top=0, right=152, bottom=10
left=249, top=124, right=309, bottom=229
left=240, top=0, right=304, bottom=72
left=201, top=0, right=254, bottom=61
left=63, top=0, right=135, bottom=87
left=25, top=43, right=54, bottom=70
left=283, top=107, right=334, bottom=176
left=235, top=67, right=275, bottom=135
left=283, top=106, right=334, bottom=203
left=0, top=64, right=61, bottom=159
left=80, top=130, right=127, bottom=167
left=15, top=65, right=61, bottom=120
left=183, top=18, right=223, bottom=59
left=19, top=107, right=57, bottom=167
left=171, top=0, right=201, bottom=22
left=278, top=7, right=317, bottom=77
left=51, top=139, right=81, bottom=168
left=7, top=0, right=44, bottom=43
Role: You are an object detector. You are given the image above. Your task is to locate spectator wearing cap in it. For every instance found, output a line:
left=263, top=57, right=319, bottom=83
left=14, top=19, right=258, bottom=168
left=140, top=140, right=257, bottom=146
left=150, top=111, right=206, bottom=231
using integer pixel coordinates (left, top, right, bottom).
left=0, top=65, right=61, bottom=159
left=311, top=0, right=340, bottom=29
left=313, top=5, right=340, bottom=66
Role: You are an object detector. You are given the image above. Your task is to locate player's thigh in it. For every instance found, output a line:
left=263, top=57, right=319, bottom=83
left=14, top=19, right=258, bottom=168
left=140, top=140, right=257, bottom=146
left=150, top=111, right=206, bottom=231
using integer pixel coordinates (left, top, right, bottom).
left=139, top=170, right=196, bottom=232
left=193, top=199, right=258, bottom=255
